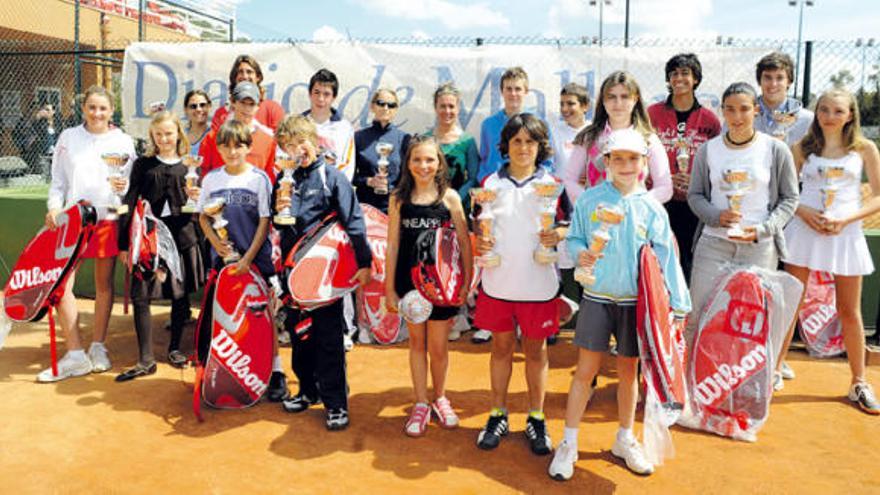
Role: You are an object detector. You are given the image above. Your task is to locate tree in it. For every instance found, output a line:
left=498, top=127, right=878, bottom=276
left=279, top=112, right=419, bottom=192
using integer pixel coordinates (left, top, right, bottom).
left=830, top=69, right=855, bottom=89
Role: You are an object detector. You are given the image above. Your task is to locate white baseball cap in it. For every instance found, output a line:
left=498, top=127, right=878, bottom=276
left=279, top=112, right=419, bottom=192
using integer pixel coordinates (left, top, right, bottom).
left=603, top=128, right=649, bottom=156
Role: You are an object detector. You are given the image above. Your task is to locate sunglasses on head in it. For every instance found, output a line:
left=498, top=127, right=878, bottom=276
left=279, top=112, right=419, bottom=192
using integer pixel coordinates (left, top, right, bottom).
left=188, top=102, right=210, bottom=110
left=374, top=99, right=398, bottom=109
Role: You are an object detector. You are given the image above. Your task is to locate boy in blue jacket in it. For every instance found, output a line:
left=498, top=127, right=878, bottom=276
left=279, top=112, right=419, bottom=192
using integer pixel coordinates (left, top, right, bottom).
left=273, top=115, right=372, bottom=431
left=549, top=129, right=691, bottom=480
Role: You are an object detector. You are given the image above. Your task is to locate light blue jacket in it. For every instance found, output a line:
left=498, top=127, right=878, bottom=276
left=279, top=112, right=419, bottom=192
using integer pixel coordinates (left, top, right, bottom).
left=566, top=181, right=692, bottom=317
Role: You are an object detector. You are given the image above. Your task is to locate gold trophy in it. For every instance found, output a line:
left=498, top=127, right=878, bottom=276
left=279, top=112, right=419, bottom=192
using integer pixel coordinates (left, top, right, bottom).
left=574, top=203, right=625, bottom=286
left=722, top=169, right=752, bottom=238
left=676, top=138, right=691, bottom=175
left=181, top=155, right=203, bottom=213
left=101, top=152, right=129, bottom=218
left=203, top=197, right=240, bottom=264
left=471, top=187, right=501, bottom=268
left=274, top=151, right=298, bottom=225
left=374, top=142, right=394, bottom=195
left=818, top=165, right=847, bottom=220
left=533, top=182, right=564, bottom=264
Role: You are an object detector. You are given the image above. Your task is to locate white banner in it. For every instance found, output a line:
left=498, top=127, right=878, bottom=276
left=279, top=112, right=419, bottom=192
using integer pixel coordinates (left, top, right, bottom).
left=122, top=42, right=770, bottom=138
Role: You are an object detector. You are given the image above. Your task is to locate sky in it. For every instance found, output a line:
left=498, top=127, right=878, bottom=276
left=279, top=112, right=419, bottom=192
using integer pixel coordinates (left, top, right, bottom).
left=223, top=0, right=880, bottom=43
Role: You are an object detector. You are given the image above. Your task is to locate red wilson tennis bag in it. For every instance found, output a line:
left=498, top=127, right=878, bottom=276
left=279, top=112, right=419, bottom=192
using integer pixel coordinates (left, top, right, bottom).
left=686, top=270, right=773, bottom=441
left=411, top=225, right=465, bottom=307
left=355, top=204, right=406, bottom=344
left=4, top=201, right=97, bottom=322
left=637, top=244, right=687, bottom=410
left=285, top=213, right=359, bottom=310
left=193, top=265, right=273, bottom=420
left=798, top=271, right=844, bottom=358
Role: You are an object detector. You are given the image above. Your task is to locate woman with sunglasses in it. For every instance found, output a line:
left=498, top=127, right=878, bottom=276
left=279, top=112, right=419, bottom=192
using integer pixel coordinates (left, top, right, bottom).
left=183, top=89, right=212, bottom=156
left=353, top=88, right=411, bottom=213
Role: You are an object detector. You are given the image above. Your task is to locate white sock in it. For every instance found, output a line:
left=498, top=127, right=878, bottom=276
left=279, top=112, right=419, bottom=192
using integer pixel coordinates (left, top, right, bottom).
left=617, top=426, right=635, bottom=442
left=89, top=341, right=105, bottom=350
left=68, top=349, right=87, bottom=360
left=272, top=355, right=283, bottom=372
left=563, top=427, right=579, bottom=447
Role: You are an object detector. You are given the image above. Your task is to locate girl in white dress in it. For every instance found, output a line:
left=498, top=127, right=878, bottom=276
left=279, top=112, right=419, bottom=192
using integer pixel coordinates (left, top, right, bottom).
left=782, top=89, right=880, bottom=415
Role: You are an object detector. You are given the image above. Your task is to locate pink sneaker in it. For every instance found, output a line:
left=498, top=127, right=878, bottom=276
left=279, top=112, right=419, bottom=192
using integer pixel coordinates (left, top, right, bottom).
left=432, top=396, right=459, bottom=428
left=405, top=403, right=431, bottom=437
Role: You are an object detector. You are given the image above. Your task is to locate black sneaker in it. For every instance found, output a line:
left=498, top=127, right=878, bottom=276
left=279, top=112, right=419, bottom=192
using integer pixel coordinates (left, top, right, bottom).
left=477, top=413, right=509, bottom=450
left=547, top=334, right=558, bottom=346
left=525, top=416, right=552, bottom=455
left=326, top=408, right=350, bottom=430
left=281, top=393, right=321, bottom=413
left=266, top=371, right=290, bottom=402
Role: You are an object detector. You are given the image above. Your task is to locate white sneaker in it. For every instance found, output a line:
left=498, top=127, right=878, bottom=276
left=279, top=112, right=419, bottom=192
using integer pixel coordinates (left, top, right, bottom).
left=448, top=327, right=461, bottom=341
left=358, top=328, right=373, bottom=344
left=780, top=361, right=795, bottom=380
left=452, top=313, right=470, bottom=333
left=848, top=382, right=880, bottom=415
left=36, top=352, right=92, bottom=383
left=611, top=436, right=654, bottom=475
left=548, top=440, right=578, bottom=481
left=343, top=333, right=354, bottom=352
left=772, top=372, right=784, bottom=392
left=88, top=342, right=111, bottom=373
left=471, top=329, right=492, bottom=344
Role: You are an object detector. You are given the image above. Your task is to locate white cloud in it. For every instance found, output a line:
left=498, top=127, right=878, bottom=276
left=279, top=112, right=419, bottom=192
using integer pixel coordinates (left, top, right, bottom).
left=313, top=25, right=348, bottom=42
left=354, top=0, right=510, bottom=30
left=411, top=30, right=431, bottom=41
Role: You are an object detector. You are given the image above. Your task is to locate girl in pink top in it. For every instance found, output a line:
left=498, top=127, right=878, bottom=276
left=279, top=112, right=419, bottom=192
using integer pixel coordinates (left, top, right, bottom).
left=562, top=71, right=672, bottom=206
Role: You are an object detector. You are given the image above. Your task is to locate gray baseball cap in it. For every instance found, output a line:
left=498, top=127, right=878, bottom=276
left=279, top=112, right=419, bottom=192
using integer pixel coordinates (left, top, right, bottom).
left=232, top=81, right=260, bottom=102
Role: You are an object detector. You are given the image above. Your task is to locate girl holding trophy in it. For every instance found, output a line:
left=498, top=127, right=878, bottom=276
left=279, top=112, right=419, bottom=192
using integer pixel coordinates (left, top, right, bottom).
left=551, top=129, right=690, bottom=480
left=686, top=82, right=799, bottom=344
left=39, top=85, right=136, bottom=382
left=384, top=135, right=472, bottom=437
left=115, top=111, right=205, bottom=380
left=780, top=89, right=880, bottom=414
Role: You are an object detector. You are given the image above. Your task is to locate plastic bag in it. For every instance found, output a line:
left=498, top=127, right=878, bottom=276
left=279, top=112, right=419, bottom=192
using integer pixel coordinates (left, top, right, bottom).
left=798, top=271, right=844, bottom=358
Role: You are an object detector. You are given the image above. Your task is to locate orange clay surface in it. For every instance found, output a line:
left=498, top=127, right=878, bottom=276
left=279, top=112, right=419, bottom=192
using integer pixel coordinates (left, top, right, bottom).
left=1, top=299, right=879, bottom=494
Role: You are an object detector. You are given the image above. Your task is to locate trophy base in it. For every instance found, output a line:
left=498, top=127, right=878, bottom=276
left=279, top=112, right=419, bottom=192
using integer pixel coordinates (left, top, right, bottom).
left=533, top=250, right=558, bottom=265
left=223, top=254, right=242, bottom=264
left=476, top=254, right=501, bottom=269
left=181, top=204, right=197, bottom=214
left=574, top=268, right=595, bottom=287
left=115, top=204, right=129, bottom=215
left=726, top=226, right=746, bottom=239
left=274, top=215, right=296, bottom=226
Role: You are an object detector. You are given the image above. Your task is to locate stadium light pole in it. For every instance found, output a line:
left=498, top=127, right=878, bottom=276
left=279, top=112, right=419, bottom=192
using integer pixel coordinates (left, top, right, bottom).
left=789, top=0, right=815, bottom=99
left=589, top=0, right=612, bottom=47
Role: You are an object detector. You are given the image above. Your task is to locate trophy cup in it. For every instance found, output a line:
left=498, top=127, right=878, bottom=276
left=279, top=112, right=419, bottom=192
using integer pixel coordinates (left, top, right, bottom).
left=470, top=188, right=501, bottom=268
left=374, top=142, right=394, bottom=195
left=203, top=197, right=240, bottom=264
left=574, top=203, right=625, bottom=286
left=818, top=165, right=847, bottom=220
left=101, top=152, right=129, bottom=219
left=771, top=100, right=803, bottom=140
left=274, top=151, right=298, bottom=225
left=722, top=169, right=752, bottom=238
left=533, top=182, right=564, bottom=264
left=181, top=155, right=203, bottom=213
left=676, top=138, right=691, bottom=175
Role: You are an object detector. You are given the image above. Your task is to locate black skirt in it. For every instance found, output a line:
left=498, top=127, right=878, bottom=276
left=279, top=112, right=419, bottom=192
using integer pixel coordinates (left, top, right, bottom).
left=130, top=243, right=206, bottom=302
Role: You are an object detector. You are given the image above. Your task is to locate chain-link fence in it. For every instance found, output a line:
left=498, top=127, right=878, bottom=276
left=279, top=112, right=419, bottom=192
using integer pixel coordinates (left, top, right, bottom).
left=1, top=36, right=879, bottom=192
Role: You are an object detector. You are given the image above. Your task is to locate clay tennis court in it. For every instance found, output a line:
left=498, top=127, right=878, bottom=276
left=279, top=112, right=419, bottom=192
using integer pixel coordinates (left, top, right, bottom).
left=1, top=299, right=878, bottom=494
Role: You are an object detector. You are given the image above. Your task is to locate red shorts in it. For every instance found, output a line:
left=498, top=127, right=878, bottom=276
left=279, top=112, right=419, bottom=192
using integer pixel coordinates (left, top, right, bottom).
left=473, top=290, right=559, bottom=339
left=81, top=220, right=119, bottom=259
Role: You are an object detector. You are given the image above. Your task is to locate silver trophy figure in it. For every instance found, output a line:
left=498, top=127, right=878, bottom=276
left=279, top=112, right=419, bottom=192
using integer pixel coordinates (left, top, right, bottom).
left=771, top=100, right=803, bottom=141
left=203, top=197, right=240, bottom=264
left=374, top=142, right=394, bottom=195
left=101, top=152, right=130, bottom=219
left=721, top=169, right=752, bottom=238
left=471, top=188, right=501, bottom=268
left=818, top=165, right=847, bottom=220
left=181, top=155, right=203, bottom=213
left=274, top=152, right=298, bottom=225
left=676, top=138, right=691, bottom=175
left=574, top=203, right=625, bottom=286
left=533, top=182, right=564, bottom=264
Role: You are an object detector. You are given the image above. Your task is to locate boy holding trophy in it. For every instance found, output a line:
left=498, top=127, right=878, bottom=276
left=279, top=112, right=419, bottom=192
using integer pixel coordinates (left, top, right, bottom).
left=550, top=128, right=690, bottom=480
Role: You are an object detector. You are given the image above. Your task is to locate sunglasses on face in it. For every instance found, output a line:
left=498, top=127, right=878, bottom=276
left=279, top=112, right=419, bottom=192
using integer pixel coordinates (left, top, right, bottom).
left=374, top=99, right=398, bottom=109
left=188, top=102, right=210, bottom=110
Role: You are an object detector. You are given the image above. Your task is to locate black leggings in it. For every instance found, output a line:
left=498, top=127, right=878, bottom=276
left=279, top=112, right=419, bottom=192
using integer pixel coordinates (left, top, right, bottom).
left=132, top=295, right=190, bottom=365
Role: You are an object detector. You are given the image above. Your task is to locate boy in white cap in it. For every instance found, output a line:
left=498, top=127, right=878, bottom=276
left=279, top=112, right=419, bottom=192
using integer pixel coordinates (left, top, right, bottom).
left=549, top=128, right=691, bottom=480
